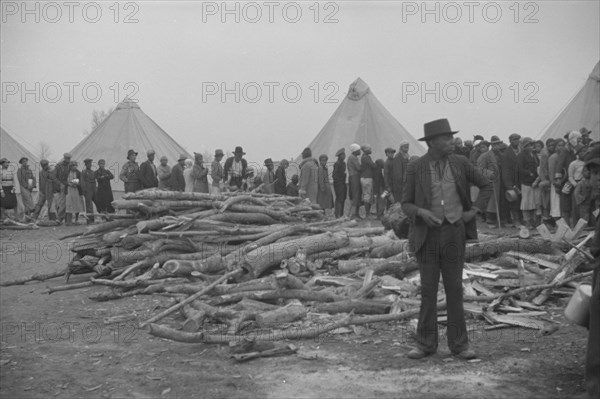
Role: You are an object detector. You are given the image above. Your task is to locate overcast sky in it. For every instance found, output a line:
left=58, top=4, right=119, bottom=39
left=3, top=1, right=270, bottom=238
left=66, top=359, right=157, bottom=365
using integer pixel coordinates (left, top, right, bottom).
left=1, top=0, right=599, bottom=163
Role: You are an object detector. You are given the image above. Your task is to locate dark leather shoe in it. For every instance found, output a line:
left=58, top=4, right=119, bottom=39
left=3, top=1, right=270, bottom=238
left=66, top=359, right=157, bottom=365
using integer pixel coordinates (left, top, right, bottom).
left=407, top=348, right=434, bottom=359
left=454, top=349, right=477, bottom=360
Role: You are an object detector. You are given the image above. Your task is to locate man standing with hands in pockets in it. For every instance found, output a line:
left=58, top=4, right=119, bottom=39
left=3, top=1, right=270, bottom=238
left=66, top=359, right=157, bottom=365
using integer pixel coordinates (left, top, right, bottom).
left=402, top=119, right=491, bottom=361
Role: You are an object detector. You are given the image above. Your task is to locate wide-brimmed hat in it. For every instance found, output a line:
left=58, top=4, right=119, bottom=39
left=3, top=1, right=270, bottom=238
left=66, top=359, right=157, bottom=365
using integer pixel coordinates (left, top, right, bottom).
left=419, top=119, right=458, bottom=141
left=0, top=158, right=9, bottom=164
left=580, top=127, right=592, bottom=136
left=505, top=189, right=519, bottom=202
left=349, top=144, right=361, bottom=153
left=264, top=158, right=274, bottom=166
left=178, top=153, right=188, bottom=161
left=214, top=149, right=224, bottom=157
left=384, top=147, right=397, bottom=154
left=490, top=135, right=503, bottom=144
left=127, top=149, right=138, bottom=158
left=234, top=146, right=246, bottom=155
left=335, top=148, right=345, bottom=157
left=19, top=157, right=28, bottom=164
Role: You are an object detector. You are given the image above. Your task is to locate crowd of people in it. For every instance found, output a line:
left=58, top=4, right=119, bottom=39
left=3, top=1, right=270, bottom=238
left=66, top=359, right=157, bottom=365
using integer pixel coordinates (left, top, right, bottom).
left=0, top=127, right=598, bottom=230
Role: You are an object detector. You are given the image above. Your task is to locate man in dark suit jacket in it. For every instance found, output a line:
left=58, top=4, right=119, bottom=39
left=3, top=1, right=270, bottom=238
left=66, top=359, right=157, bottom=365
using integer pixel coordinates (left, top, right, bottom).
left=224, top=146, right=248, bottom=189
left=391, top=142, right=410, bottom=203
left=402, top=118, right=490, bottom=361
left=139, top=149, right=158, bottom=189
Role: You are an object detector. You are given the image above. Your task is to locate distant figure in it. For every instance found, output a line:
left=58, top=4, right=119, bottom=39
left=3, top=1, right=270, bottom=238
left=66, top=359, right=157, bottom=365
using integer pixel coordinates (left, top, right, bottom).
left=286, top=174, right=300, bottom=197
left=0, top=158, right=19, bottom=221
left=17, top=157, right=36, bottom=218
left=139, top=149, right=158, bottom=189
left=373, top=159, right=386, bottom=218
left=383, top=147, right=396, bottom=204
left=55, top=152, right=72, bottom=223
left=183, top=159, right=194, bottom=192
left=94, top=159, right=115, bottom=214
left=32, top=159, right=57, bottom=221
left=65, top=161, right=84, bottom=225
left=157, top=156, right=172, bottom=190
left=360, top=144, right=377, bottom=218
left=274, top=159, right=289, bottom=195
left=81, top=158, right=97, bottom=224
left=169, top=154, right=187, bottom=192
left=317, top=154, right=334, bottom=214
left=392, top=141, right=410, bottom=205
left=211, top=149, right=225, bottom=195
left=190, top=153, right=209, bottom=193
left=262, top=158, right=276, bottom=194
left=224, top=146, right=248, bottom=189
left=347, top=144, right=362, bottom=219
left=332, top=148, right=347, bottom=218
left=298, top=147, right=319, bottom=203
left=120, top=149, right=141, bottom=193
left=517, top=137, right=539, bottom=229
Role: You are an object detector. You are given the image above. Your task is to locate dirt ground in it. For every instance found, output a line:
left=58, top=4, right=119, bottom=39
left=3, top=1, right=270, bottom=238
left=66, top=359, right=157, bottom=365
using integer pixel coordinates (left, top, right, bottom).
left=0, top=223, right=592, bottom=399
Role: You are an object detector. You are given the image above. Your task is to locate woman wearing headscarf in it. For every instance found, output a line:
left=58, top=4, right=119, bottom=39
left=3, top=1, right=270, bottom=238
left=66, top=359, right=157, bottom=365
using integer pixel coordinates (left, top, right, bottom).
left=298, top=147, right=319, bottom=204
left=317, top=154, right=334, bottom=214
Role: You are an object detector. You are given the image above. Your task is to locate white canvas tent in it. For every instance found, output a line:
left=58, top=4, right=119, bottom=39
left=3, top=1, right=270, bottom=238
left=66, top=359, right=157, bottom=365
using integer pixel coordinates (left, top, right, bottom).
left=538, top=61, right=600, bottom=142
left=0, top=125, right=39, bottom=168
left=70, top=98, right=191, bottom=191
left=295, top=78, right=425, bottom=163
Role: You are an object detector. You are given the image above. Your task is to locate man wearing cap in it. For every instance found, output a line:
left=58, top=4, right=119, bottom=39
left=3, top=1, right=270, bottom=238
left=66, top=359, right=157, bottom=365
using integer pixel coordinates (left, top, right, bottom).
left=94, top=159, right=115, bottom=214
left=81, top=158, right=97, bottom=224
left=0, top=158, right=19, bottom=220
left=169, top=154, right=187, bottom=192
left=347, top=144, right=362, bottom=218
left=539, top=138, right=557, bottom=226
left=332, top=149, right=347, bottom=218
left=140, top=149, right=158, bottom=189
left=17, top=157, right=36, bottom=218
left=402, top=118, right=490, bottom=361
left=224, top=146, right=248, bottom=189
left=274, top=159, right=289, bottom=196
left=211, top=150, right=225, bottom=195
left=360, top=144, right=377, bottom=218
left=580, top=127, right=593, bottom=147
left=501, top=133, right=522, bottom=226
left=581, top=145, right=600, bottom=399
left=477, top=136, right=508, bottom=227
left=55, top=152, right=72, bottom=223
left=119, top=150, right=141, bottom=193
left=262, top=158, right=276, bottom=194
left=157, top=156, right=172, bottom=190
left=392, top=141, right=411, bottom=206
left=31, top=160, right=56, bottom=221
left=383, top=148, right=396, bottom=203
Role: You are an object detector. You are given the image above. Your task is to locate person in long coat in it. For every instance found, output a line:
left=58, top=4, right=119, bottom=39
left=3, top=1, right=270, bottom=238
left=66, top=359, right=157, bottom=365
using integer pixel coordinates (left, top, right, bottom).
left=332, top=149, right=347, bottom=218
left=169, top=154, right=187, bottom=192
left=274, top=159, right=288, bottom=195
left=0, top=158, right=19, bottom=221
left=32, top=159, right=57, bottom=221
left=502, top=134, right=522, bottom=226
left=262, top=158, right=276, bottom=194
left=298, top=147, right=319, bottom=204
left=17, top=157, right=36, bottom=218
left=190, top=153, right=209, bottom=193
left=317, top=154, right=334, bottom=214
left=392, top=141, right=410, bottom=204
left=157, top=156, right=172, bottom=190
left=517, top=137, right=539, bottom=229
left=139, top=149, right=158, bottom=189
left=65, top=161, right=84, bottom=225
left=347, top=144, right=362, bottom=218
left=477, top=138, right=507, bottom=227
left=94, top=159, right=115, bottom=214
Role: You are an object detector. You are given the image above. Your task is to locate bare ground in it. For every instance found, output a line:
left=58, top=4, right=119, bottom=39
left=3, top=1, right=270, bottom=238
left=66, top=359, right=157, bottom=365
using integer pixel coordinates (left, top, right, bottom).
left=0, top=225, right=591, bottom=399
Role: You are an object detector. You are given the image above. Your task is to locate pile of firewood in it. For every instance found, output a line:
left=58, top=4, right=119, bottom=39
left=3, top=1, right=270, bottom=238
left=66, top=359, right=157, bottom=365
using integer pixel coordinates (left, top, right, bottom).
left=1, top=190, right=595, bottom=357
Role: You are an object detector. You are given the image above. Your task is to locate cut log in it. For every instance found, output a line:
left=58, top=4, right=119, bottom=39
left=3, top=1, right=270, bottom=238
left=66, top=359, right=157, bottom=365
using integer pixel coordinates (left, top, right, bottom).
left=315, top=299, right=390, bottom=315
left=255, top=302, right=307, bottom=327
left=181, top=305, right=206, bottom=332
left=209, top=289, right=343, bottom=306
left=370, top=240, right=407, bottom=259
left=1, top=267, right=68, bottom=287
left=204, top=212, right=279, bottom=225
left=505, top=251, right=559, bottom=270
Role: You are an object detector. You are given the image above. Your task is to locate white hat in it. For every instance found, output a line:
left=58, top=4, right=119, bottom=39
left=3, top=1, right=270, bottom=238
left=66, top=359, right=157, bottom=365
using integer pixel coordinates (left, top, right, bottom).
left=349, top=143, right=361, bottom=153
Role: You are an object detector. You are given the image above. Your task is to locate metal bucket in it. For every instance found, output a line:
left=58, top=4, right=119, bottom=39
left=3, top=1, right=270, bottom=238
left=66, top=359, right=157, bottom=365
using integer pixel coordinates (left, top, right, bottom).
left=564, top=284, right=592, bottom=326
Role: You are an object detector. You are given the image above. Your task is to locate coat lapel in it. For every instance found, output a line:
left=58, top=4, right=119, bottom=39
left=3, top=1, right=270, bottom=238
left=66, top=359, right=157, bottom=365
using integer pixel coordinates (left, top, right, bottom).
left=419, top=153, right=432, bottom=204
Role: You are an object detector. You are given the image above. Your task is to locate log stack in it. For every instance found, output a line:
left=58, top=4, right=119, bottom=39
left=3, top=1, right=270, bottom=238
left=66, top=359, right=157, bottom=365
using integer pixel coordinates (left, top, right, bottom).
left=2, top=189, right=595, bottom=351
